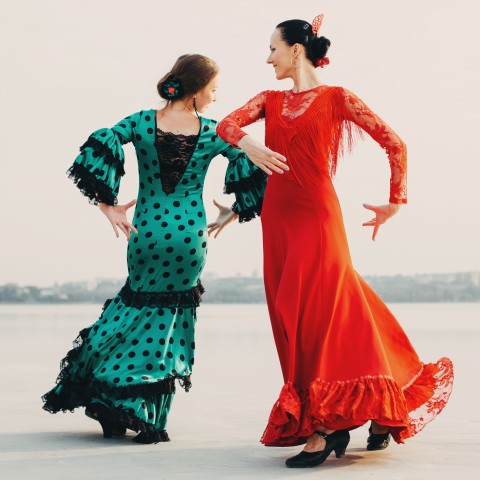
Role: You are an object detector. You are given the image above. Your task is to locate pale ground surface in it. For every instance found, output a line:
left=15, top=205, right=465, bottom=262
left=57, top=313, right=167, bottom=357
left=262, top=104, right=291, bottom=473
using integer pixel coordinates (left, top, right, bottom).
left=0, top=303, right=478, bottom=479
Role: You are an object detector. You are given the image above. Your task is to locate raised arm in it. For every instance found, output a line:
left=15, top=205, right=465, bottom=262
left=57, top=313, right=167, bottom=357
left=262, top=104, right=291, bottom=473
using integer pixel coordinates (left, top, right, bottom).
left=216, top=91, right=269, bottom=146
left=67, top=113, right=139, bottom=239
left=341, top=88, right=407, bottom=205
left=217, top=91, right=288, bottom=176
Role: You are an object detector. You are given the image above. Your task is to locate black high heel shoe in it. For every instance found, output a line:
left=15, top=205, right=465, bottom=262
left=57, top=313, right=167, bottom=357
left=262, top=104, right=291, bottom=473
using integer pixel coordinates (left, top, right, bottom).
left=366, top=426, right=391, bottom=451
left=85, top=404, right=127, bottom=438
left=285, top=430, right=350, bottom=468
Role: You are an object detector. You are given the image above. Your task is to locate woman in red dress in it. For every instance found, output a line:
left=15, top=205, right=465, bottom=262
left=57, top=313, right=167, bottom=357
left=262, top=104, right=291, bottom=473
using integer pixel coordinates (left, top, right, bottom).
left=212, top=15, right=454, bottom=468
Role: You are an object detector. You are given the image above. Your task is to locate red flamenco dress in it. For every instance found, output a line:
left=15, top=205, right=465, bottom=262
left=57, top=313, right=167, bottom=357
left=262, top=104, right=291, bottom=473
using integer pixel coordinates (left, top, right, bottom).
left=217, top=86, right=453, bottom=446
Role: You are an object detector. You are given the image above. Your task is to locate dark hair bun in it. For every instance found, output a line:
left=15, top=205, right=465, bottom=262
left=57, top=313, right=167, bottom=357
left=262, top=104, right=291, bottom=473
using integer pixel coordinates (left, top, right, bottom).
left=158, top=75, right=184, bottom=100
left=157, top=54, right=218, bottom=103
left=311, top=36, right=331, bottom=61
left=276, top=19, right=332, bottom=68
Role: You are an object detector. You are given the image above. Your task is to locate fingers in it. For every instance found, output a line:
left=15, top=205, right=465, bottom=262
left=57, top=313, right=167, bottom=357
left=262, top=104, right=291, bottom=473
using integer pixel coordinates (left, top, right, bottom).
left=258, top=163, right=273, bottom=175
left=252, top=152, right=288, bottom=175
left=126, top=222, right=138, bottom=235
left=207, top=224, right=219, bottom=237
left=117, top=222, right=130, bottom=240
left=269, top=164, right=285, bottom=174
left=270, top=151, right=287, bottom=163
left=124, top=199, right=137, bottom=210
left=362, top=203, right=378, bottom=213
left=263, top=157, right=289, bottom=174
left=212, top=199, right=229, bottom=211
left=267, top=152, right=289, bottom=172
left=362, top=215, right=384, bottom=240
left=111, top=221, right=120, bottom=238
left=214, top=224, right=226, bottom=239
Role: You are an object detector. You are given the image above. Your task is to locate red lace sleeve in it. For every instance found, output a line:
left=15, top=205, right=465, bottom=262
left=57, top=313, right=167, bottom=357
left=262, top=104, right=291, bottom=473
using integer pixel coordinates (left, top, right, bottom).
left=341, top=88, right=407, bottom=204
left=217, top=91, right=269, bottom=147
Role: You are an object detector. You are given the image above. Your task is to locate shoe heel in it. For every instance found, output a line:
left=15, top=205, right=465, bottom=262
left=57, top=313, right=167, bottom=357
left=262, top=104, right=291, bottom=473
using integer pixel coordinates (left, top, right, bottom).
left=99, top=420, right=113, bottom=438
left=334, top=446, right=347, bottom=458
left=334, top=432, right=350, bottom=458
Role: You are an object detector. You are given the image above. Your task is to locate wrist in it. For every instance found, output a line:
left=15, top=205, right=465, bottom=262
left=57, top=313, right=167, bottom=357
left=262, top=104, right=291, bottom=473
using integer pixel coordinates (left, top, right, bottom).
left=98, top=202, right=111, bottom=212
left=237, top=135, right=251, bottom=149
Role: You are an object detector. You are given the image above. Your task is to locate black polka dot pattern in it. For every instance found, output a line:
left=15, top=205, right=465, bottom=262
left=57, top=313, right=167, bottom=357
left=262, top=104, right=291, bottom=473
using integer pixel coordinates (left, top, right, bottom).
left=55, top=111, right=226, bottom=435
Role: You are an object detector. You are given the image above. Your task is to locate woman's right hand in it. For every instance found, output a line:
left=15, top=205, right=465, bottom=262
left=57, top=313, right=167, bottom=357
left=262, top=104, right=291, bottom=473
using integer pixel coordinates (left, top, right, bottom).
left=99, top=199, right=138, bottom=240
left=237, top=135, right=289, bottom=175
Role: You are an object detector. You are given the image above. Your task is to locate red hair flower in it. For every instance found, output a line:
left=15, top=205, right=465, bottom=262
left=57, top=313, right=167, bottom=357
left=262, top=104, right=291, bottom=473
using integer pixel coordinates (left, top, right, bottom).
left=316, top=57, right=330, bottom=68
left=160, top=75, right=184, bottom=99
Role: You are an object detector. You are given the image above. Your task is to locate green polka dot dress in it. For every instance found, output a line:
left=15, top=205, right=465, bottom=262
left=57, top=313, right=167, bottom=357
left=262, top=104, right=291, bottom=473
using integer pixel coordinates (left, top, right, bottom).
left=42, top=110, right=266, bottom=442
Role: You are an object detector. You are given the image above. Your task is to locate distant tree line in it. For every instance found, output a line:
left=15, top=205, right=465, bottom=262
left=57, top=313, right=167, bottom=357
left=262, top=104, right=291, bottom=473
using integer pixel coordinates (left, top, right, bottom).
left=1, top=272, right=480, bottom=303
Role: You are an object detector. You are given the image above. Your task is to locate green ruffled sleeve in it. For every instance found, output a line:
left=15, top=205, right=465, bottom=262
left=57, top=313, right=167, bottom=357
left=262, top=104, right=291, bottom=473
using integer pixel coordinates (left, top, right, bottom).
left=221, top=145, right=267, bottom=223
left=67, top=115, right=134, bottom=205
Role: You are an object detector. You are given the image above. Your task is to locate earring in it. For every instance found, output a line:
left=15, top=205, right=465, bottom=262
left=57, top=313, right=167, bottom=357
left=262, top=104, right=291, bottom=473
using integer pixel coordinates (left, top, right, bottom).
left=290, top=56, right=300, bottom=68
left=193, top=97, right=199, bottom=118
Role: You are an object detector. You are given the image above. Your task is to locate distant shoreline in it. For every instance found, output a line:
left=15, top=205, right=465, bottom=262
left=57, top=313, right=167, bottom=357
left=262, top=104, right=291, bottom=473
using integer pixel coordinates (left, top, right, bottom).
left=1, top=272, right=480, bottom=303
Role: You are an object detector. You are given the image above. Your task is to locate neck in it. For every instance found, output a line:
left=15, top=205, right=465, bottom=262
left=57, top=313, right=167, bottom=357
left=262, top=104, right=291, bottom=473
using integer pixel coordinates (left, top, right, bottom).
left=167, top=99, right=196, bottom=115
left=290, top=65, right=323, bottom=93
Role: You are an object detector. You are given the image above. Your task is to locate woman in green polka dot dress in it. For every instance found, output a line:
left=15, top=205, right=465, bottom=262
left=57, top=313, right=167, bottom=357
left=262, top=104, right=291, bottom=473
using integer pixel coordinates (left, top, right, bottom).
left=42, top=54, right=266, bottom=444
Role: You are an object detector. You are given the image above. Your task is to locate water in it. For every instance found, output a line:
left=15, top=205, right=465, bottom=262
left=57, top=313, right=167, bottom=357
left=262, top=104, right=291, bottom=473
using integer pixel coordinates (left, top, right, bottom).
left=0, top=303, right=478, bottom=479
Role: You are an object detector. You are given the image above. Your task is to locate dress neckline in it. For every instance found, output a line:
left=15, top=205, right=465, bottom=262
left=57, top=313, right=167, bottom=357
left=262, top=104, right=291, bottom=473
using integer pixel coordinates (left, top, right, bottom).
left=288, top=84, right=330, bottom=95
left=153, top=109, right=202, bottom=137
left=156, top=126, right=199, bottom=139
left=278, top=86, right=333, bottom=126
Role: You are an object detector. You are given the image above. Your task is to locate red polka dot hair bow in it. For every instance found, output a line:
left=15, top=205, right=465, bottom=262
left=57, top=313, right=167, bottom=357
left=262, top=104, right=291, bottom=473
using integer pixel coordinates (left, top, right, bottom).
left=311, top=14, right=324, bottom=36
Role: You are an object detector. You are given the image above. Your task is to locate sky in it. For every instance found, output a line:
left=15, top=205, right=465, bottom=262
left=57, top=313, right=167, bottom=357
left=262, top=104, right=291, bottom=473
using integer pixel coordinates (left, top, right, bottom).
left=1, top=0, right=479, bottom=286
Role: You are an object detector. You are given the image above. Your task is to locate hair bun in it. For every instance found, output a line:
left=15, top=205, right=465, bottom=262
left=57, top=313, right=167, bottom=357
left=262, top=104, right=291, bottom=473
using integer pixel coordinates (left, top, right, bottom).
left=311, top=35, right=331, bottom=62
left=158, top=75, right=184, bottom=100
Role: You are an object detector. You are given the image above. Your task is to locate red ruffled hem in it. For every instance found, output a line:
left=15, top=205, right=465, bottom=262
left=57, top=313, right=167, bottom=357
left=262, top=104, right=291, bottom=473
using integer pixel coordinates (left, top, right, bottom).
left=260, top=357, right=453, bottom=446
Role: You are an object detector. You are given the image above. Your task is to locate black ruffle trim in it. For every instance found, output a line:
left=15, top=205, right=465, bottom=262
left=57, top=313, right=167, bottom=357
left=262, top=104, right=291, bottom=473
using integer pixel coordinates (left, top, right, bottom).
left=42, top=326, right=191, bottom=435
left=87, top=403, right=171, bottom=442
left=118, top=278, right=205, bottom=309
left=67, top=162, right=117, bottom=206
left=80, top=136, right=125, bottom=176
left=224, top=168, right=267, bottom=194
left=232, top=198, right=263, bottom=223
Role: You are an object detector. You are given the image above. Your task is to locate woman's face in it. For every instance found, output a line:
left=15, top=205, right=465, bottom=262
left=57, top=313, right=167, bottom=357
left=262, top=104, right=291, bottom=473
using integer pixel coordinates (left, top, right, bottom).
left=194, top=75, right=218, bottom=113
left=266, top=28, right=296, bottom=80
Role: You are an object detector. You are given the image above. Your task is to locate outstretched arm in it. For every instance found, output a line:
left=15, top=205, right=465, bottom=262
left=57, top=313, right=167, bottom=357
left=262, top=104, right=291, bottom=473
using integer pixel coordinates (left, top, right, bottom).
left=341, top=89, right=407, bottom=240
left=342, top=88, right=407, bottom=204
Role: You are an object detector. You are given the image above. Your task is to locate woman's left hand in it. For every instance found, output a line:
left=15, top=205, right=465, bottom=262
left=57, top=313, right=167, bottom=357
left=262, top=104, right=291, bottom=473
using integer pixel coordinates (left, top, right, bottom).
left=207, top=199, right=239, bottom=238
left=362, top=203, right=401, bottom=241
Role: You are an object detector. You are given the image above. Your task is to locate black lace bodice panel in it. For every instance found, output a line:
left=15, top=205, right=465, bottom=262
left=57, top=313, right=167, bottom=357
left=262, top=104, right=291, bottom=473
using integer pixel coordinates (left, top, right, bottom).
left=154, top=128, right=198, bottom=194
